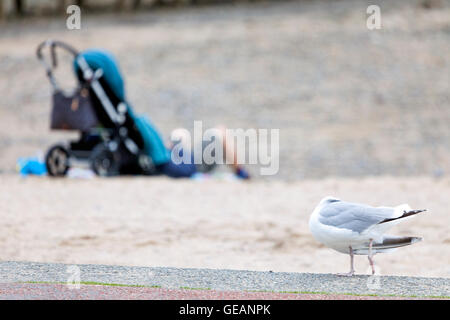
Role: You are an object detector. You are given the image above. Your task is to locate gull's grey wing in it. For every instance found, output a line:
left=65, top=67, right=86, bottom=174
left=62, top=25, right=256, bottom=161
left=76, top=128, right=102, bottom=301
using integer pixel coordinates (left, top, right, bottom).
left=318, top=201, right=395, bottom=233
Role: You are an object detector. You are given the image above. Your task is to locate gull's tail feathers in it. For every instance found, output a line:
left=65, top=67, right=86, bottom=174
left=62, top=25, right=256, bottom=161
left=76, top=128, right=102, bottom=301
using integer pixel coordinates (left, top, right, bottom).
left=375, top=235, right=422, bottom=249
left=353, top=236, right=422, bottom=254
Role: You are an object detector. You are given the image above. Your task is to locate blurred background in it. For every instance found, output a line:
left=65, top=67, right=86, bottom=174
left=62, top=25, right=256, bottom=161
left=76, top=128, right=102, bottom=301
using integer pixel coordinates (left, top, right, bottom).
left=0, top=0, right=449, bottom=277
left=0, top=0, right=449, bottom=180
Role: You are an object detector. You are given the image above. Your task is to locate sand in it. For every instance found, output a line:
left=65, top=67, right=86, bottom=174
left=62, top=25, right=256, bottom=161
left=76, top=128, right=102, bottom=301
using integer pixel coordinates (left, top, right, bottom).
left=0, top=174, right=448, bottom=278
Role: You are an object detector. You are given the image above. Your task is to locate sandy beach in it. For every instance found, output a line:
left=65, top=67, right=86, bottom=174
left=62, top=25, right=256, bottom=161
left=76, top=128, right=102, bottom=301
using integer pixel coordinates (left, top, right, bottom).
left=1, top=174, right=448, bottom=278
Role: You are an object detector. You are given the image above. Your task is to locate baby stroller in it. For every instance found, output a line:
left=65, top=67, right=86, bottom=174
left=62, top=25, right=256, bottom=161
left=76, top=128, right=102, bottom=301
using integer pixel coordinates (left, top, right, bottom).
left=36, top=40, right=171, bottom=177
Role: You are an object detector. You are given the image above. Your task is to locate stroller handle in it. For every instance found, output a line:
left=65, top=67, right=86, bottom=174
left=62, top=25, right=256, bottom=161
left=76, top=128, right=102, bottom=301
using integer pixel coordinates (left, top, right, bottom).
left=36, top=40, right=79, bottom=90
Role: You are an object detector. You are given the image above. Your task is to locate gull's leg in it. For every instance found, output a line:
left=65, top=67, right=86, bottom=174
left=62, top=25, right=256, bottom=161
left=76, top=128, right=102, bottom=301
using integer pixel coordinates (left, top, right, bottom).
left=368, top=239, right=375, bottom=275
left=349, top=246, right=355, bottom=275
left=338, top=246, right=355, bottom=276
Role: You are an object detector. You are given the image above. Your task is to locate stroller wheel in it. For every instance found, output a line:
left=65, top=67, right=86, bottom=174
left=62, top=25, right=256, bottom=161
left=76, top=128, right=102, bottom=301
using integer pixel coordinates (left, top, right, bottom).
left=90, top=143, right=120, bottom=177
left=46, top=145, right=70, bottom=177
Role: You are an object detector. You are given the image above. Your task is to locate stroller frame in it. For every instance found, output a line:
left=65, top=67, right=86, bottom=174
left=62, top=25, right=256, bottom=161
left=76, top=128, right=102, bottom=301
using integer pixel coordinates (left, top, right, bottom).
left=37, top=40, right=154, bottom=176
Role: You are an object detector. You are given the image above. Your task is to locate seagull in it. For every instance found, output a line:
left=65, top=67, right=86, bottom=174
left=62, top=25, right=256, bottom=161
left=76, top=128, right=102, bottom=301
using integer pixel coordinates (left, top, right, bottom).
left=309, top=196, right=426, bottom=276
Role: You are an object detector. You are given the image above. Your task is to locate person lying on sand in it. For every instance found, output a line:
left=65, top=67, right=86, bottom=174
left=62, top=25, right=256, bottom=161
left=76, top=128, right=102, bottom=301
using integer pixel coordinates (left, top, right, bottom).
left=156, top=125, right=251, bottom=180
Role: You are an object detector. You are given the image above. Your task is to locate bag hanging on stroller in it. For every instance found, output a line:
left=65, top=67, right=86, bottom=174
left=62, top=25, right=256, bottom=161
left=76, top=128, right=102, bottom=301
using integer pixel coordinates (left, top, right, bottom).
left=50, top=86, right=98, bottom=131
left=37, top=40, right=170, bottom=176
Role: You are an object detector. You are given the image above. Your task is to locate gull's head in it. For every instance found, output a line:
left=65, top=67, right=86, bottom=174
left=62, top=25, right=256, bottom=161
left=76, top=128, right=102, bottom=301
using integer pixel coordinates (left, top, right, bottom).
left=318, top=196, right=341, bottom=208
left=310, top=196, right=341, bottom=223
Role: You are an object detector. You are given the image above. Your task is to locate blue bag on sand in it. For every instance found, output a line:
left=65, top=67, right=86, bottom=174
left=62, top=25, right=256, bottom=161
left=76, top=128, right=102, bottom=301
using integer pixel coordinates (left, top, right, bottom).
left=17, top=157, right=47, bottom=176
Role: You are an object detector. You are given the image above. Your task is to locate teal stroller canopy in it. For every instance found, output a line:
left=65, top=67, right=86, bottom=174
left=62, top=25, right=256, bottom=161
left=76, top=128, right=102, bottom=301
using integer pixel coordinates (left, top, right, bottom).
left=74, top=49, right=171, bottom=166
left=74, top=49, right=126, bottom=101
